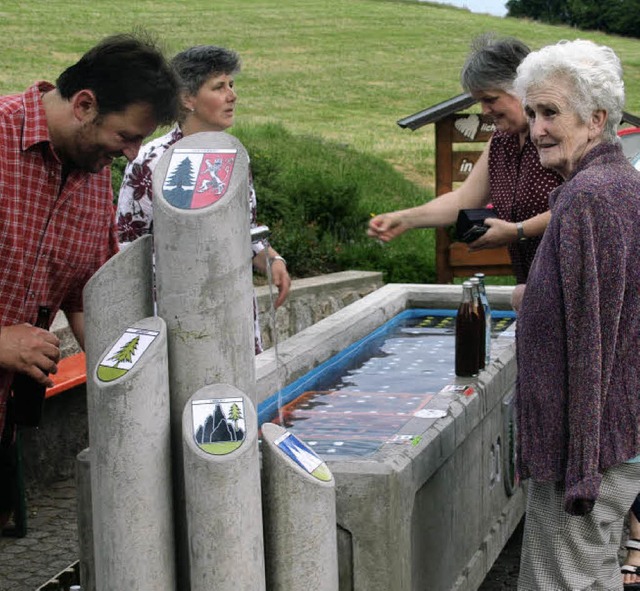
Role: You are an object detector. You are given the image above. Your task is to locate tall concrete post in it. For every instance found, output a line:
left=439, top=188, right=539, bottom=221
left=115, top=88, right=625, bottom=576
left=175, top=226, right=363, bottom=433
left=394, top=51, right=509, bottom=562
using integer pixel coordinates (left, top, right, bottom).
left=83, top=234, right=154, bottom=375
left=153, top=131, right=257, bottom=585
left=87, top=316, right=175, bottom=591
left=261, top=422, right=339, bottom=591
left=182, top=383, right=265, bottom=590
left=78, top=234, right=155, bottom=591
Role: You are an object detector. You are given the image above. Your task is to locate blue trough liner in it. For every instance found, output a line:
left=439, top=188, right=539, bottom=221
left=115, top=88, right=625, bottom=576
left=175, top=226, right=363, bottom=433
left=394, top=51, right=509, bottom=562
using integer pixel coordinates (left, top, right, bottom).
left=257, top=308, right=516, bottom=424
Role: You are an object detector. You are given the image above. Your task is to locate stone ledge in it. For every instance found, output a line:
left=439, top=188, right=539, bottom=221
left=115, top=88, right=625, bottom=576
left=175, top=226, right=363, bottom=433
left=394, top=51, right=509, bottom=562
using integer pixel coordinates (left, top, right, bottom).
left=256, top=270, right=382, bottom=299
left=51, top=310, right=82, bottom=359
left=255, top=270, right=383, bottom=349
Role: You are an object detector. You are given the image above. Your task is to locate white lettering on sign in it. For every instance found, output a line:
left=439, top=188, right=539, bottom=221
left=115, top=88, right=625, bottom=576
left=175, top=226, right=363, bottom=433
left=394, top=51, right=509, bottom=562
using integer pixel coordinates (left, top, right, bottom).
left=459, top=159, right=474, bottom=174
left=480, top=123, right=496, bottom=133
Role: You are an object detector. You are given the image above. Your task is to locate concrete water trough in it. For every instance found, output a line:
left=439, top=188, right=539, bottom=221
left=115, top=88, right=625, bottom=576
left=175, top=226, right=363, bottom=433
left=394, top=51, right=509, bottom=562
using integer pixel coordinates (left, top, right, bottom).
left=255, top=283, right=524, bottom=591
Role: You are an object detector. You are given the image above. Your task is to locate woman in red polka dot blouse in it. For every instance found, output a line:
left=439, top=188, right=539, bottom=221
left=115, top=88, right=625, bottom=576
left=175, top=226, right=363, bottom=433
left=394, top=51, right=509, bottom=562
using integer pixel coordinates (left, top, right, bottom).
left=368, top=34, right=563, bottom=288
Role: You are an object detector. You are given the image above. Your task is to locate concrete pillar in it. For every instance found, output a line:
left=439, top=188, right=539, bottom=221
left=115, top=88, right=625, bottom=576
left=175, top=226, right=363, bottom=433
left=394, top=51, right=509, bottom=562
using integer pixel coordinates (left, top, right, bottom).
left=79, top=235, right=154, bottom=591
left=76, top=448, right=95, bottom=591
left=152, top=132, right=255, bottom=405
left=152, top=131, right=257, bottom=586
left=182, top=383, right=265, bottom=591
left=87, top=316, right=175, bottom=591
left=83, top=233, right=154, bottom=376
left=261, top=422, right=339, bottom=591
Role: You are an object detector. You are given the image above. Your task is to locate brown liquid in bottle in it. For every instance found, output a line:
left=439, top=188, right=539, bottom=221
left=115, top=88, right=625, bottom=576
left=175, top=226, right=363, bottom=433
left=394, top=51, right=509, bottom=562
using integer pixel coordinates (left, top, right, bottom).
left=10, top=305, right=51, bottom=427
left=455, top=283, right=481, bottom=377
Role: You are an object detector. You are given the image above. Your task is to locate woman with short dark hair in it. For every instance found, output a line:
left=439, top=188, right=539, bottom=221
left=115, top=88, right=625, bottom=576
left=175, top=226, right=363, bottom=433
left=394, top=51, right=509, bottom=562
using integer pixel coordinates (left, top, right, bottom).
left=368, top=34, right=563, bottom=287
left=116, top=45, right=291, bottom=353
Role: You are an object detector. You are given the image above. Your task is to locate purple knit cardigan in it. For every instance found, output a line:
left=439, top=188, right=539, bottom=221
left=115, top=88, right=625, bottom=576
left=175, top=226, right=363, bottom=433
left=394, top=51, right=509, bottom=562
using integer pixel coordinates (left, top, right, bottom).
left=516, top=141, right=640, bottom=514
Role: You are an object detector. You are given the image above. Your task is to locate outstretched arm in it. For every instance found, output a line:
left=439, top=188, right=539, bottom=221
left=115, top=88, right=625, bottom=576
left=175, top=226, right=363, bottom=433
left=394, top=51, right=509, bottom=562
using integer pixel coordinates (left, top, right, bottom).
left=367, top=142, right=492, bottom=242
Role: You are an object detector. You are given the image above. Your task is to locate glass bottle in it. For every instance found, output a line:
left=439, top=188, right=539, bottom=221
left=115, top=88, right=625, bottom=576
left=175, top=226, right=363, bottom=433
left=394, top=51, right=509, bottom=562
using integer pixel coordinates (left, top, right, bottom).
left=455, top=282, right=481, bottom=377
left=474, top=273, right=492, bottom=367
left=10, top=305, right=51, bottom=427
left=469, top=277, right=486, bottom=370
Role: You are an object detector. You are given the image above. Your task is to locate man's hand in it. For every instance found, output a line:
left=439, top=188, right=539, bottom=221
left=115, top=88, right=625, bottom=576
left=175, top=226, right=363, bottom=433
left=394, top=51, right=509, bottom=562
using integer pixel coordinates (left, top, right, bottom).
left=0, top=324, right=60, bottom=387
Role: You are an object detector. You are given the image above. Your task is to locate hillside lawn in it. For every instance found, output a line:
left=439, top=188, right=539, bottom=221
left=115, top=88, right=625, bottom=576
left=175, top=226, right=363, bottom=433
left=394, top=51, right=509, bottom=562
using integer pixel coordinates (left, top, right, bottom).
left=3, top=0, right=640, bottom=282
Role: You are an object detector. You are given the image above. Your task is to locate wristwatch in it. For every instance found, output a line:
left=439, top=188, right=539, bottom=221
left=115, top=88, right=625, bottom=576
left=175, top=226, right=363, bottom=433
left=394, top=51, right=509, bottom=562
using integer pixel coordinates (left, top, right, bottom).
left=516, top=222, right=527, bottom=242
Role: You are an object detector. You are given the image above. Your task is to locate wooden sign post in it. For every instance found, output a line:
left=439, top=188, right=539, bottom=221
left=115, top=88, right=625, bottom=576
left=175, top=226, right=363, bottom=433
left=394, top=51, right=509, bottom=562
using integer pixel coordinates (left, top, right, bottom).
left=434, top=112, right=512, bottom=283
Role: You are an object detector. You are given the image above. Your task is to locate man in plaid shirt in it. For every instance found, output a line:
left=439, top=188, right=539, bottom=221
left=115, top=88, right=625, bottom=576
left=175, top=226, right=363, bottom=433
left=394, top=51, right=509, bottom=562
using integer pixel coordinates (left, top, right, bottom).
left=0, top=33, right=179, bottom=530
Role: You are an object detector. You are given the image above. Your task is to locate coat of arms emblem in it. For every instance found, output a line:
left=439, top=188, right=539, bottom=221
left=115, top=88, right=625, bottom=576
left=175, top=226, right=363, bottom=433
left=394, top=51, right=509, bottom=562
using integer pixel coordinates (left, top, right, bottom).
left=162, top=148, right=237, bottom=209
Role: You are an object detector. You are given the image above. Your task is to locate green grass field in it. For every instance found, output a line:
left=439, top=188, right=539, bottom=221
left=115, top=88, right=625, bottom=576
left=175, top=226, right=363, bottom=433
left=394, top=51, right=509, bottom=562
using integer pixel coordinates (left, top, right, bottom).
left=3, top=0, right=640, bottom=282
left=4, top=0, right=640, bottom=184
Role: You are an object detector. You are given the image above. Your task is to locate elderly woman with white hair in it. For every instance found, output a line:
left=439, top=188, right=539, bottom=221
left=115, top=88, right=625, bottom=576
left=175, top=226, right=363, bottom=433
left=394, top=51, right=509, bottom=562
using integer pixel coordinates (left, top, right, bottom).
left=513, top=39, right=640, bottom=590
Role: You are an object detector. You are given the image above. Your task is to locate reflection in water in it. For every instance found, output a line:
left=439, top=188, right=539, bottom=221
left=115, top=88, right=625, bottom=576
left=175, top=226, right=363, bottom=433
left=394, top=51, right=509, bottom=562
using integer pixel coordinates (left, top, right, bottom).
left=267, top=311, right=515, bottom=458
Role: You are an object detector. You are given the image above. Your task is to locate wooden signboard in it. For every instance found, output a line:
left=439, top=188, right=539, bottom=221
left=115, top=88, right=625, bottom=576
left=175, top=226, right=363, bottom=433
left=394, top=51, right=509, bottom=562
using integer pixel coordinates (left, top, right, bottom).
left=435, top=113, right=512, bottom=283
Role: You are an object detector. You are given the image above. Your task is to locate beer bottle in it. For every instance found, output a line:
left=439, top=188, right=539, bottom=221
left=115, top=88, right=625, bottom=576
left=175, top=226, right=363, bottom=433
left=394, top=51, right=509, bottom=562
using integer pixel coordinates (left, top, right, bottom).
left=474, top=273, right=492, bottom=367
left=10, top=305, right=51, bottom=427
left=469, top=278, right=486, bottom=370
left=455, top=282, right=481, bottom=377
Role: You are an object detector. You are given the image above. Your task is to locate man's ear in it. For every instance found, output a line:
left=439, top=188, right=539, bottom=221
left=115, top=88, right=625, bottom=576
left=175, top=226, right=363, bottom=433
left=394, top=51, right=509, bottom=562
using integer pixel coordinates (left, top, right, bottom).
left=589, top=109, right=607, bottom=140
left=71, top=89, right=98, bottom=123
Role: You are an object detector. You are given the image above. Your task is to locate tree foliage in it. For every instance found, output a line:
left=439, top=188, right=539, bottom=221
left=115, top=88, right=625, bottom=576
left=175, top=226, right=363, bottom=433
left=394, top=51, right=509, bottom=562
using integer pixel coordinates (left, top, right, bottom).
left=506, top=0, right=640, bottom=38
left=167, top=157, right=195, bottom=189
left=110, top=336, right=140, bottom=367
left=229, top=402, right=243, bottom=431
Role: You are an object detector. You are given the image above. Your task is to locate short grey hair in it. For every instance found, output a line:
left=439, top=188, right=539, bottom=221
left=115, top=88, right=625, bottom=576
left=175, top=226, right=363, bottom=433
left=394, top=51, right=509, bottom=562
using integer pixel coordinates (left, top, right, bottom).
left=460, top=34, right=530, bottom=94
left=513, top=39, right=624, bottom=143
left=171, top=45, right=241, bottom=97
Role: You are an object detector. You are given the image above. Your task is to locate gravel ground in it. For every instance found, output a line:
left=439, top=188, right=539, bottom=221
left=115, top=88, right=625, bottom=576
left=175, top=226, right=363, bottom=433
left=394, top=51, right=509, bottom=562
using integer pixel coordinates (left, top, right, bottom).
left=479, top=519, right=523, bottom=590
left=0, top=476, right=524, bottom=591
left=0, top=480, right=79, bottom=591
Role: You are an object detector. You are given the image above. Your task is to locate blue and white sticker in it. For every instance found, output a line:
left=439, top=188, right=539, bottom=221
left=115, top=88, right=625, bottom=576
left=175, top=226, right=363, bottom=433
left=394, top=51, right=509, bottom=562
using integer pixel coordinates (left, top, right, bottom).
left=274, top=431, right=332, bottom=482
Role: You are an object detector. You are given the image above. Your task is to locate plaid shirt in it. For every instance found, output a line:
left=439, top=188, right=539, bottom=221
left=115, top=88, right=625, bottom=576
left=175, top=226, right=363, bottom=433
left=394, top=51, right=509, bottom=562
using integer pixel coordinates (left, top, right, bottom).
left=0, top=82, right=118, bottom=432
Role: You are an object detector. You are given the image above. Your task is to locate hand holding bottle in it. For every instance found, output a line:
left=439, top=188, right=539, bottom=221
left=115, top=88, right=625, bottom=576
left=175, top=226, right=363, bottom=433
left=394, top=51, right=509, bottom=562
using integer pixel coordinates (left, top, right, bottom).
left=0, top=322, right=60, bottom=387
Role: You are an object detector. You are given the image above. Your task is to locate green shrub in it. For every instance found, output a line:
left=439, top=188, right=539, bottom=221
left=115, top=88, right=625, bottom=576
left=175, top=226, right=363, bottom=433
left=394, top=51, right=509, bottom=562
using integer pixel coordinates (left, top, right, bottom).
left=111, top=122, right=435, bottom=283
left=233, top=122, right=434, bottom=282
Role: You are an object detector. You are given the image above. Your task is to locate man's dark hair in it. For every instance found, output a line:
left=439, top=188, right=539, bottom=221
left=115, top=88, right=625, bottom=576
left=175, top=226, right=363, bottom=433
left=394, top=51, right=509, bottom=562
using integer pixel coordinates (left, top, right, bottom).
left=56, top=32, right=179, bottom=125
